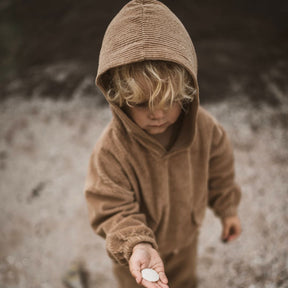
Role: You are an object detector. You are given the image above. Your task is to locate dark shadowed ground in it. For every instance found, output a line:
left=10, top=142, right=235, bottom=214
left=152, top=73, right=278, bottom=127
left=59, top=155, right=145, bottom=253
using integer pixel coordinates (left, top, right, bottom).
left=0, top=1, right=288, bottom=287
left=1, top=0, right=288, bottom=103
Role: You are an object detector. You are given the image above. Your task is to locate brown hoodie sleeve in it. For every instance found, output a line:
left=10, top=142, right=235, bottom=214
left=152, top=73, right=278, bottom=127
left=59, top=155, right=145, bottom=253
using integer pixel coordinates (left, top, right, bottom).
left=84, top=146, right=158, bottom=265
left=208, top=123, right=241, bottom=219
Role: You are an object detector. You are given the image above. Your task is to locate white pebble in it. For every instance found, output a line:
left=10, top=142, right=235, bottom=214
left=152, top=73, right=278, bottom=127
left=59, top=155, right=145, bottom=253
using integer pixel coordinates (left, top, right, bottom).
left=141, top=268, right=160, bottom=282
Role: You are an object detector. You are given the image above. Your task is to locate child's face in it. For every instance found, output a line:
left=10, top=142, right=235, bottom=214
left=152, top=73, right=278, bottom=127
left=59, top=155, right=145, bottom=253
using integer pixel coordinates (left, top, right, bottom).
left=125, top=102, right=182, bottom=135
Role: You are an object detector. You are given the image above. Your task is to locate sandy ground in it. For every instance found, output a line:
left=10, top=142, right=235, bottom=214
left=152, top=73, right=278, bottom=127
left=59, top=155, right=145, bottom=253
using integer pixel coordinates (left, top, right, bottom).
left=0, top=74, right=288, bottom=288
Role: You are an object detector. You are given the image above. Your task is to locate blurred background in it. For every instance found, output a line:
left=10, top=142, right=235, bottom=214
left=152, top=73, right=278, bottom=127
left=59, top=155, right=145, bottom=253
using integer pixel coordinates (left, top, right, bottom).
left=1, top=0, right=287, bottom=103
left=0, top=1, right=288, bottom=288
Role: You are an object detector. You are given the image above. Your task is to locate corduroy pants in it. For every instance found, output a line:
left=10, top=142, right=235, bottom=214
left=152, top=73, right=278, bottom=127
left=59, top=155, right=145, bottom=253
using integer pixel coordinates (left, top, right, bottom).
left=113, top=233, right=198, bottom=288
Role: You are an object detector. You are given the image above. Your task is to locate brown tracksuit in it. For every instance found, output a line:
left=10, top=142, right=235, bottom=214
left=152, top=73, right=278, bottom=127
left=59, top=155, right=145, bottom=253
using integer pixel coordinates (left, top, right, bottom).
left=84, top=0, right=241, bottom=287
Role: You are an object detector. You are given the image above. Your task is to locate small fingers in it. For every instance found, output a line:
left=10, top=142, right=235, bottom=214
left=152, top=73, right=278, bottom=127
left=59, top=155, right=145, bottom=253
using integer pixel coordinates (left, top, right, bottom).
left=158, top=280, right=169, bottom=288
left=158, top=271, right=169, bottom=284
left=226, top=224, right=242, bottom=242
left=230, top=225, right=242, bottom=241
left=141, top=279, right=165, bottom=288
left=222, top=225, right=230, bottom=242
left=130, top=268, right=142, bottom=284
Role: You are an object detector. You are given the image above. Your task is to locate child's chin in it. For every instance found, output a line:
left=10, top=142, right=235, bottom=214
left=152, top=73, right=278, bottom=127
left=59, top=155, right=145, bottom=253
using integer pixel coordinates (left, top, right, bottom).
left=145, top=126, right=167, bottom=135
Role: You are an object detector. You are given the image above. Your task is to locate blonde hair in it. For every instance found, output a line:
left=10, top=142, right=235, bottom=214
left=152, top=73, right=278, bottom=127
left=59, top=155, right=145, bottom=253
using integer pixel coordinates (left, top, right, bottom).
left=106, top=60, right=196, bottom=111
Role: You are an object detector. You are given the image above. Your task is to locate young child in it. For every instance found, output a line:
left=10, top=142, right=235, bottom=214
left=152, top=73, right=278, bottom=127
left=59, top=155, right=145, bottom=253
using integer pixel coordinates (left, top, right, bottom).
left=84, top=0, right=242, bottom=287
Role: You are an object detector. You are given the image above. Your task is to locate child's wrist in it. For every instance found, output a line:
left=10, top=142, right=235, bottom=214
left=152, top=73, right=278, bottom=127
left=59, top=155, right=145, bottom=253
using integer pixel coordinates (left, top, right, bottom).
left=133, top=242, right=153, bottom=252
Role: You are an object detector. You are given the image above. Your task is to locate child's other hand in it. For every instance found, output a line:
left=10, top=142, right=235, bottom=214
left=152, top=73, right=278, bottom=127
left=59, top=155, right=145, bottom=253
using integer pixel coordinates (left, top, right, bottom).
left=129, top=243, right=169, bottom=288
left=221, top=215, right=242, bottom=243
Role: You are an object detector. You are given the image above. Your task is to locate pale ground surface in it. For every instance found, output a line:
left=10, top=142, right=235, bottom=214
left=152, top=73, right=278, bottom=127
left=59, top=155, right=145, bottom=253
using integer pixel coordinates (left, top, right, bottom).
left=0, top=75, right=287, bottom=288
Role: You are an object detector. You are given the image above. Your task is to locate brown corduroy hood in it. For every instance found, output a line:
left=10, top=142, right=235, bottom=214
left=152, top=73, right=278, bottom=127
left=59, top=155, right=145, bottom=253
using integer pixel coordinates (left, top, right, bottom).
left=84, top=0, right=241, bottom=266
left=96, top=0, right=199, bottom=155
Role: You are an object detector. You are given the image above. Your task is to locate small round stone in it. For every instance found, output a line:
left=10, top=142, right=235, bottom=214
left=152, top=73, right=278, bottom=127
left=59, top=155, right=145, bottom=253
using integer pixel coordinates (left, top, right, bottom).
left=141, top=268, right=160, bottom=282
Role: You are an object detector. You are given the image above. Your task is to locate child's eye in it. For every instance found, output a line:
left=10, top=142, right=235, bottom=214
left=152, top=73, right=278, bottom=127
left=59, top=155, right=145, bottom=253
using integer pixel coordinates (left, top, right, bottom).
left=134, top=101, right=149, bottom=108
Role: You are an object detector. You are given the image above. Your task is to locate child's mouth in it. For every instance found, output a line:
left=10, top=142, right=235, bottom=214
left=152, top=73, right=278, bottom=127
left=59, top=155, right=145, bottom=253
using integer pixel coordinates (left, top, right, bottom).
left=149, top=122, right=167, bottom=128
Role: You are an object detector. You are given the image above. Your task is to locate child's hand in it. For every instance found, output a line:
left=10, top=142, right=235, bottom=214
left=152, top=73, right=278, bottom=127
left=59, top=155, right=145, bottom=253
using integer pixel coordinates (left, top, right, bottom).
left=221, top=215, right=242, bottom=243
left=129, top=243, right=169, bottom=288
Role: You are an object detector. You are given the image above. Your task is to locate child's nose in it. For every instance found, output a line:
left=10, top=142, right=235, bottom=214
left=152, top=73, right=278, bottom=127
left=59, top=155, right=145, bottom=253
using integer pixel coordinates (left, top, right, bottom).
left=149, top=109, right=165, bottom=119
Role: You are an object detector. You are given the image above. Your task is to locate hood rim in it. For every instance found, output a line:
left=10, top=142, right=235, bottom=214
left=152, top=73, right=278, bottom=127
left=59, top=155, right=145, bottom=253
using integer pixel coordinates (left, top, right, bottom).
left=96, top=57, right=199, bottom=102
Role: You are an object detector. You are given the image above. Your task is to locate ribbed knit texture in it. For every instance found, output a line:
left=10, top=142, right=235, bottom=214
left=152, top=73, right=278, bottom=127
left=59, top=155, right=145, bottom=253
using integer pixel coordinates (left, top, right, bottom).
left=96, top=0, right=198, bottom=91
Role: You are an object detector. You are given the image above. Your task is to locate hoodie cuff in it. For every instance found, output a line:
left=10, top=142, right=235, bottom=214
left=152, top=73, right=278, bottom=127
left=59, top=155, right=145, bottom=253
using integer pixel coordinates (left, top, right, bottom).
left=106, top=229, right=158, bottom=265
left=216, top=206, right=238, bottom=219
left=124, top=234, right=159, bottom=262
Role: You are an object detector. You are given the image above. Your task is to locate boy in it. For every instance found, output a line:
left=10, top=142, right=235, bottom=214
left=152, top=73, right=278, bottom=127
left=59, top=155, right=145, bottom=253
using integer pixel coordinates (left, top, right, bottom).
left=84, top=0, right=242, bottom=287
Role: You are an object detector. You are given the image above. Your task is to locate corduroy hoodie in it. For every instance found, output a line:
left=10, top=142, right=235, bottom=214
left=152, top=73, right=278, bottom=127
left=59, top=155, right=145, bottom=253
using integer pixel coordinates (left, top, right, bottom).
left=84, top=0, right=241, bottom=265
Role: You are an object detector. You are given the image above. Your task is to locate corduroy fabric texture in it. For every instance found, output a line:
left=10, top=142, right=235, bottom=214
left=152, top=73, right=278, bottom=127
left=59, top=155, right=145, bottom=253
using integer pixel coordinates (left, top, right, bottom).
left=84, top=0, right=241, bottom=278
left=96, top=0, right=198, bottom=87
